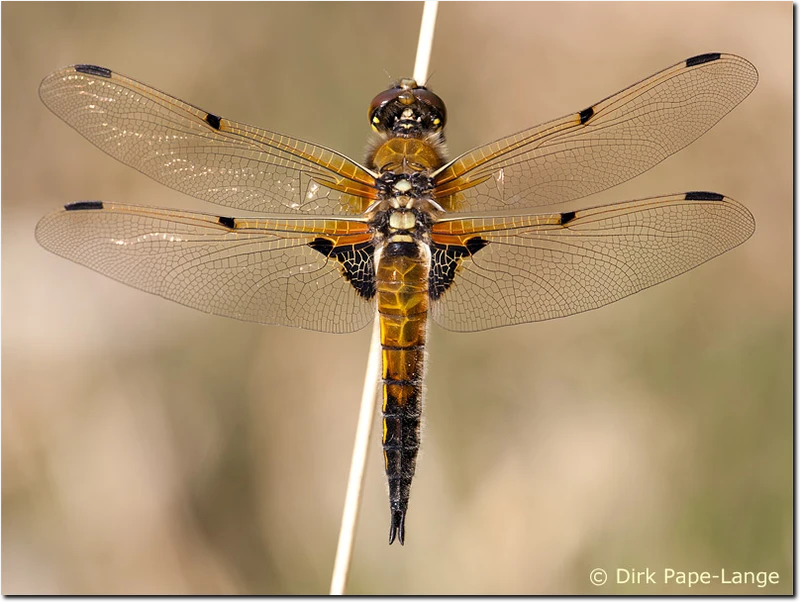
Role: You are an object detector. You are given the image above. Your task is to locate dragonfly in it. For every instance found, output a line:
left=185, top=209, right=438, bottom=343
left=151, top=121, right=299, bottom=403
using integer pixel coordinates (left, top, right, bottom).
left=36, top=53, right=757, bottom=545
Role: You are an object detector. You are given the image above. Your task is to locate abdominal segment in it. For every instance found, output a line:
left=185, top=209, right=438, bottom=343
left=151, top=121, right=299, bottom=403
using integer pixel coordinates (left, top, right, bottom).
left=376, top=240, right=430, bottom=545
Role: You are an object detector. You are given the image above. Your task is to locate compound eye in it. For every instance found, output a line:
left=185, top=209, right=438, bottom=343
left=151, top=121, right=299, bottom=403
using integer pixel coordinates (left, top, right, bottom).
left=368, top=87, right=402, bottom=126
left=414, top=88, right=447, bottom=129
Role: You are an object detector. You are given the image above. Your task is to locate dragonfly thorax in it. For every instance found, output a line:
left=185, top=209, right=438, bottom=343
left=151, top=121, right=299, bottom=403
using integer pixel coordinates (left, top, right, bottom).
left=388, top=209, right=416, bottom=231
left=375, top=171, right=435, bottom=200
left=370, top=137, right=445, bottom=174
left=368, top=201, right=436, bottom=249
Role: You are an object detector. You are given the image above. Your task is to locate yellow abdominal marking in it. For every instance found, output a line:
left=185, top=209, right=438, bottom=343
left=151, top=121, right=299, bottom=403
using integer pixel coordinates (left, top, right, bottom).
left=380, top=313, right=427, bottom=348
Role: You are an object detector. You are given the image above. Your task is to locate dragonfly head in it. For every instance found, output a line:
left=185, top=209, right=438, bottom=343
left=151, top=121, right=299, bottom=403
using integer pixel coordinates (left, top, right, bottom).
left=369, top=79, right=446, bottom=138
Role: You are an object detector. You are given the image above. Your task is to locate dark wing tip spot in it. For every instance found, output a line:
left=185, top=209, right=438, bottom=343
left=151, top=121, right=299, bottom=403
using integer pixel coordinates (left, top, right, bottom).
left=560, top=210, right=577, bottom=225
left=74, top=65, right=112, bottom=78
left=579, top=106, right=594, bottom=125
left=218, top=216, right=236, bottom=229
left=685, top=191, right=725, bottom=201
left=65, top=201, right=104, bottom=211
left=205, top=113, right=222, bottom=130
left=686, top=53, right=721, bottom=68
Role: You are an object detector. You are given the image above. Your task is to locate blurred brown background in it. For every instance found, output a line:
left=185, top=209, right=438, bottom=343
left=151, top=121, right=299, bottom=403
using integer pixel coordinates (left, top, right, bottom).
left=2, top=1, right=791, bottom=595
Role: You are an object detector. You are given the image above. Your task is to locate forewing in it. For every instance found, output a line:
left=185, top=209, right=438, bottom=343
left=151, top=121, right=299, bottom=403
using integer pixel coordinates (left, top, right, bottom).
left=433, top=54, right=758, bottom=212
left=39, top=65, right=378, bottom=215
left=36, top=203, right=376, bottom=333
left=429, top=192, right=754, bottom=332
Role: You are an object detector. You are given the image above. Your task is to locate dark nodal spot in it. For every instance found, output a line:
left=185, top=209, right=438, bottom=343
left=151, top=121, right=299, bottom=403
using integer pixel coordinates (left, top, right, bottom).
left=579, top=106, right=594, bottom=125
left=218, top=216, right=236, bottom=229
left=65, top=201, right=104, bottom=211
left=686, top=53, right=721, bottom=68
left=560, top=210, right=577, bottom=225
left=685, top=191, right=724, bottom=202
left=205, top=113, right=222, bottom=130
left=74, top=65, right=112, bottom=78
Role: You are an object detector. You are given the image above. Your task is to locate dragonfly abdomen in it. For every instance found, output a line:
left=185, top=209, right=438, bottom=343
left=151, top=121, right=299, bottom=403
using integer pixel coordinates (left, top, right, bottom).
left=376, top=238, right=430, bottom=545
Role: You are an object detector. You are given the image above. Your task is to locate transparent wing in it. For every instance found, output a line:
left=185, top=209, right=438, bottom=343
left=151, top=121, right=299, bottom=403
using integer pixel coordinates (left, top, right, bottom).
left=432, top=54, right=758, bottom=213
left=35, top=202, right=376, bottom=333
left=39, top=65, right=379, bottom=216
left=429, top=192, right=754, bottom=332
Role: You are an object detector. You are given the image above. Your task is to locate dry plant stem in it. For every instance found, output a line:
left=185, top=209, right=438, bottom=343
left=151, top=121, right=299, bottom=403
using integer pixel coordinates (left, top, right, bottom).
left=413, top=1, right=439, bottom=84
left=330, top=316, right=381, bottom=595
left=330, top=1, right=438, bottom=595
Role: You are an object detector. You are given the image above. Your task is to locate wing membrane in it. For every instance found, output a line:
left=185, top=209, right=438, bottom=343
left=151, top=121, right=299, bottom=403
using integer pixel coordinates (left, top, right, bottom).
left=35, top=203, right=375, bottom=333
left=433, top=54, right=758, bottom=213
left=430, top=192, right=754, bottom=332
left=39, top=65, right=378, bottom=216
